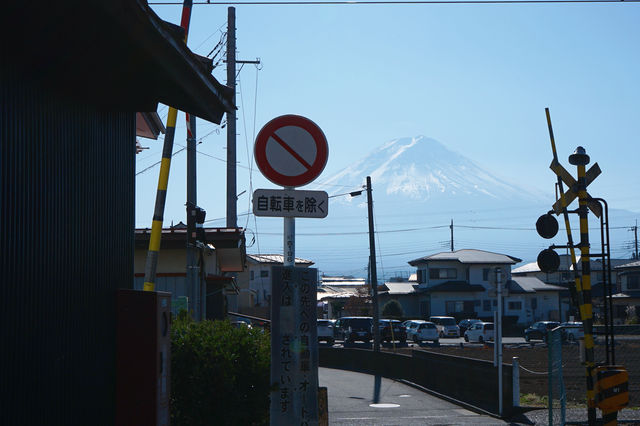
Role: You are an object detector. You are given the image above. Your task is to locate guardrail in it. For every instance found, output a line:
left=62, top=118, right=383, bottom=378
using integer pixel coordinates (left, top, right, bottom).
left=319, top=347, right=514, bottom=417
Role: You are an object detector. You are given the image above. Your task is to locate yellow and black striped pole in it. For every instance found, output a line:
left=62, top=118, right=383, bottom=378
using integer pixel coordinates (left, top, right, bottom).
left=546, top=110, right=596, bottom=422
left=545, top=109, right=582, bottom=302
left=569, top=146, right=597, bottom=424
left=143, top=0, right=194, bottom=292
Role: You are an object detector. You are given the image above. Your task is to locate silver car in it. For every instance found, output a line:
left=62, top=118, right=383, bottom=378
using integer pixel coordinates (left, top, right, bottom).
left=406, top=320, right=439, bottom=344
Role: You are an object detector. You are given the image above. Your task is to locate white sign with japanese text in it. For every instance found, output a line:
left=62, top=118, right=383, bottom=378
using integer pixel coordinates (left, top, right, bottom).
left=253, top=188, right=328, bottom=218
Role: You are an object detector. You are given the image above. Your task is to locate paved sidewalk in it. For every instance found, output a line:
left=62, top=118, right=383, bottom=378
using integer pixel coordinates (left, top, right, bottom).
left=319, top=367, right=508, bottom=425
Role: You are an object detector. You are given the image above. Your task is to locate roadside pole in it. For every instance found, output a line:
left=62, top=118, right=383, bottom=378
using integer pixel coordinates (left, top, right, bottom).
left=143, top=0, right=193, bottom=292
left=366, top=176, right=380, bottom=353
left=497, top=267, right=503, bottom=417
left=284, top=186, right=295, bottom=267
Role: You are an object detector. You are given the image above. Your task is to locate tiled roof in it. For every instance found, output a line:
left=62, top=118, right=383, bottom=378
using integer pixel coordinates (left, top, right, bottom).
left=509, top=277, right=565, bottom=293
left=512, top=262, right=540, bottom=274
left=409, top=249, right=521, bottom=266
left=615, top=260, right=640, bottom=270
left=380, top=282, right=419, bottom=295
left=246, top=254, right=314, bottom=265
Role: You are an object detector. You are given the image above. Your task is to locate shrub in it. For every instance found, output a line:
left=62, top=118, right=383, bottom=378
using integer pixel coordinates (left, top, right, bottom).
left=381, top=299, right=404, bottom=319
left=170, top=316, right=270, bottom=425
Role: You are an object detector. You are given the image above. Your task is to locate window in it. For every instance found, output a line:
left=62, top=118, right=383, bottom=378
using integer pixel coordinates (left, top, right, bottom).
left=508, top=301, right=522, bottom=310
left=483, top=268, right=490, bottom=281
left=483, top=300, right=492, bottom=311
left=445, top=301, right=464, bottom=313
left=416, top=269, right=425, bottom=284
left=429, top=268, right=457, bottom=279
left=250, top=271, right=254, bottom=280
left=628, top=274, right=640, bottom=290
left=260, top=270, right=269, bottom=278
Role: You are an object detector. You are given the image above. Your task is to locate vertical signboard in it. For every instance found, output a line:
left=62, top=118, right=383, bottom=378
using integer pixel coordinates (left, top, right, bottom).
left=270, top=266, right=319, bottom=425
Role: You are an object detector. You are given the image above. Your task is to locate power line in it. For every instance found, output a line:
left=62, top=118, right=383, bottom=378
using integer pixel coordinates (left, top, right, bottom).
left=150, top=0, right=637, bottom=4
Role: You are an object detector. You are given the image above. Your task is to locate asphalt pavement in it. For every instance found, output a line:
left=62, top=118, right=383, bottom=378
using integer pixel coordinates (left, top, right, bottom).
left=319, top=367, right=509, bottom=425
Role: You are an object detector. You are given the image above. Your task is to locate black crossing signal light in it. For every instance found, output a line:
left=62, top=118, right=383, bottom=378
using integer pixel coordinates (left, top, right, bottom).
left=187, top=203, right=207, bottom=243
left=536, top=213, right=559, bottom=239
left=537, top=248, right=560, bottom=273
left=195, top=206, right=206, bottom=224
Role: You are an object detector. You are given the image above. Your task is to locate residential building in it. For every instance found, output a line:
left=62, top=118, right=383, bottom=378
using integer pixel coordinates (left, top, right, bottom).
left=378, top=281, right=421, bottom=318
left=408, top=249, right=564, bottom=325
left=318, top=275, right=369, bottom=318
left=612, top=260, right=640, bottom=323
left=235, top=254, right=314, bottom=318
left=134, top=224, right=245, bottom=319
left=513, top=256, right=633, bottom=322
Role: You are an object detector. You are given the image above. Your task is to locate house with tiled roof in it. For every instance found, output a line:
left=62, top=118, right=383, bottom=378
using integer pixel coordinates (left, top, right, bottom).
left=407, top=249, right=564, bottom=325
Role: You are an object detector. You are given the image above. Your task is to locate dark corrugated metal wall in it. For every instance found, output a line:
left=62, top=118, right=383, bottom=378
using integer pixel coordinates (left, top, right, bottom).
left=1, top=75, right=135, bottom=424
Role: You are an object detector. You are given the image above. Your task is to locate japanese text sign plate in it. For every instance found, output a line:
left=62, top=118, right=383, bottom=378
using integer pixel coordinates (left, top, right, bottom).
left=254, top=115, right=328, bottom=187
left=270, top=266, right=319, bottom=425
left=253, top=189, right=328, bottom=218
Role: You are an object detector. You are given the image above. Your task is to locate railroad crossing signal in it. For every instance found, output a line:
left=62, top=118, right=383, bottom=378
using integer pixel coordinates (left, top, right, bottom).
left=550, top=159, right=602, bottom=218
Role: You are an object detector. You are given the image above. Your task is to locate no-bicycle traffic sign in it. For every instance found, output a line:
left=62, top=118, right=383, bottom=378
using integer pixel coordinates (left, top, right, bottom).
left=254, top=115, right=328, bottom=187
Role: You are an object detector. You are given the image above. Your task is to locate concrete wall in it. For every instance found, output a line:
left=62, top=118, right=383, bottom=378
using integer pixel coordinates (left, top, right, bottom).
left=319, top=347, right=513, bottom=417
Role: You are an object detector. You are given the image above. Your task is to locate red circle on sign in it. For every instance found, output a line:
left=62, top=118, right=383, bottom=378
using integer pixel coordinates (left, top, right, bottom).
left=254, top=115, right=329, bottom=187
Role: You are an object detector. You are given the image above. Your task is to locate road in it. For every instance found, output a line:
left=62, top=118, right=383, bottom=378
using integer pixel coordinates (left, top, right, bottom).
left=319, top=367, right=507, bottom=425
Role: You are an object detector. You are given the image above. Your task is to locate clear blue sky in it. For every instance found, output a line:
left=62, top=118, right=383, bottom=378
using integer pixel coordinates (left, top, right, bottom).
left=137, top=1, right=640, bottom=274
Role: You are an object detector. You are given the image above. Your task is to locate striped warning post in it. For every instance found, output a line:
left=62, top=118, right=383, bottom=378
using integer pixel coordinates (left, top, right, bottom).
left=595, top=365, right=628, bottom=426
left=142, top=0, right=193, bottom=292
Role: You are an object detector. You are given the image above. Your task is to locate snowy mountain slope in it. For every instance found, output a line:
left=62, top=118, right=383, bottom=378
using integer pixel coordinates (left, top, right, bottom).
left=318, top=136, right=547, bottom=205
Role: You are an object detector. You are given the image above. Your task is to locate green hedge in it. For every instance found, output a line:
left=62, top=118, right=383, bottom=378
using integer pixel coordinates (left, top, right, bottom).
left=171, top=316, right=270, bottom=425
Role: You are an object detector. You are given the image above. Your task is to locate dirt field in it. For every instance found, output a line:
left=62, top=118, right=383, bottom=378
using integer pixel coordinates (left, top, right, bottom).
left=386, top=341, right=639, bottom=407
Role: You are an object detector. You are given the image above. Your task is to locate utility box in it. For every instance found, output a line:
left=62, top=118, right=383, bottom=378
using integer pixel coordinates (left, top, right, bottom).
left=116, top=289, right=172, bottom=426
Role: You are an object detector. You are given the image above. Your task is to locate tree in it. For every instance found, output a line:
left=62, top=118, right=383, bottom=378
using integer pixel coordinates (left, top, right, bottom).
left=382, top=299, right=404, bottom=319
left=343, top=286, right=371, bottom=316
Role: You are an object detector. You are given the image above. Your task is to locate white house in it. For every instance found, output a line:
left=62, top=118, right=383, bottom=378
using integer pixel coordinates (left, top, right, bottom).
left=612, top=260, right=640, bottom=323
left=408, top=249, right=564, bottom=326
left=513, top=256, right=633, bottom=322
left=235, top=254, right=314, bottom=318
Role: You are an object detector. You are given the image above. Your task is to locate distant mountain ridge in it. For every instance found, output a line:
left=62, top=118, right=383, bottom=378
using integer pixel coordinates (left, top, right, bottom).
left=319, top=136, right=547, bottom=206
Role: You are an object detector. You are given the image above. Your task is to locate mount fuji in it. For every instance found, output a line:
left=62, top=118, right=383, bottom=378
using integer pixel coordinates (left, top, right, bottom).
left=319, top=135, right=547, bottom=208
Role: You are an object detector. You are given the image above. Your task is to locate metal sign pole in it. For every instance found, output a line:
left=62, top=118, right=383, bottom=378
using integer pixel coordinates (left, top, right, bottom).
left=284, top=187, right=295, bottom=267
left=497, top=267, right=503, bottom=417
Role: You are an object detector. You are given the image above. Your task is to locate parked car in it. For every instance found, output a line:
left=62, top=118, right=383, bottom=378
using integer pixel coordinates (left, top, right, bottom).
left=231, top=320, right=252, bottom=329
left=378, top=319, right=407, bottom=343
left=464, top=322, right=494, bottom=343
left=406, top=320, right=439, bottom=344
left=524, top=321, right=560, bottom=342
left=317, top=319, right=336, bottom=345
left=334, top=316, right=373, bottom=343
left=429, top=316, right=460, bottom=338
left=402, top=319, right=417, bottom=329
left=458, top=318, right=482, bottom=335
left=560, top=321, right=584, bottom=343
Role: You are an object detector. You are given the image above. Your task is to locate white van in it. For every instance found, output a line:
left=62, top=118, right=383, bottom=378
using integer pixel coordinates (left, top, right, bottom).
left=464, top=322, right=494, bottom=343
left=429, top=316, right=460, bottom=338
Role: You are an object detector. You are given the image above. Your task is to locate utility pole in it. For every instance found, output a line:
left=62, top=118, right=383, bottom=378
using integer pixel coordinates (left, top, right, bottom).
left=631, top=220, right=639, bottom=260
left=226, top=7, right=260, bottom=228
left=366, top=176, right=380, bottom=352
left=450, top=219, right=454, bottom=252
left=186, top=113, right=201, bottom=320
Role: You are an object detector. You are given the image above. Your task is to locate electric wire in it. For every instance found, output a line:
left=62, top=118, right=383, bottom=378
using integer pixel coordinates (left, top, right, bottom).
left=150, top=0, right=638, bottom=4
